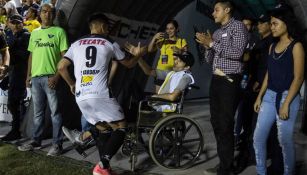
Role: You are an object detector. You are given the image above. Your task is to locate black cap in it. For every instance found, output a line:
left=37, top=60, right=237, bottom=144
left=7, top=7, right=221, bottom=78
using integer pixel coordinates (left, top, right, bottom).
left=269, top=3, right=294, bottom=25
left=173, top=51, right=195, bottom=67
left=270, top=3, right=293, bottom=14
left=9, top=14, right=23, bottom=23
left=257, top=14, right=270, bottom=23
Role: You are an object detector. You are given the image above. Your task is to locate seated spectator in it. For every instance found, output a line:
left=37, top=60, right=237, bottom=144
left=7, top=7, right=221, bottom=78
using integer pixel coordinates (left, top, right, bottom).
left=23, top=7, right=40, bottom=32
left=0, top=27, right=9, bottom=81
left=0, top=7, right=7, bottom=25
left=20, top=0, right=39, bottom=17
left=4, top=0, right=18, bottom=16
left=137, top=52, right=195, bottom=112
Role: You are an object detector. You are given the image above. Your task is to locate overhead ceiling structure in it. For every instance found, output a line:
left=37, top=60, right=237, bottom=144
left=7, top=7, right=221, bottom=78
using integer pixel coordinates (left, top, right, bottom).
left=56, top=0, right=194, bottom=42
left=56, top=0, right=307, bottom=42
left=232, top=0, right=277, bottom=18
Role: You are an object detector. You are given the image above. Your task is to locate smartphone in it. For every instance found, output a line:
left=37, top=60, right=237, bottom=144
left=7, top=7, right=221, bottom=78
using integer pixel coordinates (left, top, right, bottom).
left=164, top=32, right=169, bottom=39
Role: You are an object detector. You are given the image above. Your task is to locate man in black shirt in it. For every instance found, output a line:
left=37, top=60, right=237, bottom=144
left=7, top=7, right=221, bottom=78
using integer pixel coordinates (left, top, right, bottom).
left=1, top=14, right=30, bottom=141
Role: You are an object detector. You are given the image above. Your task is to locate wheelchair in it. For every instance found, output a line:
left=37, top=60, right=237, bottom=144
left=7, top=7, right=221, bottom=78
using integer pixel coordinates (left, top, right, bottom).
left=122, top=87, right=204, bottom=171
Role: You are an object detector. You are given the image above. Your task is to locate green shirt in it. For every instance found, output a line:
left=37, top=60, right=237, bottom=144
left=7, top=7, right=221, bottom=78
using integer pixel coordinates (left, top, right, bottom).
left=28, top=26, right=68, bottom=77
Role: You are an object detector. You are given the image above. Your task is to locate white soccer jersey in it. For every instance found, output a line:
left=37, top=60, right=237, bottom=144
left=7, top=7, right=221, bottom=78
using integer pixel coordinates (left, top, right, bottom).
left=64, top=34, right=125, bottom=102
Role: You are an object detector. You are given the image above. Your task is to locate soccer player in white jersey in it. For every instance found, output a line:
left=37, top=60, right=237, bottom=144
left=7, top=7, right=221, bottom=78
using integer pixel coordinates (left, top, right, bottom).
left=57, top=13, right=143, bottom=175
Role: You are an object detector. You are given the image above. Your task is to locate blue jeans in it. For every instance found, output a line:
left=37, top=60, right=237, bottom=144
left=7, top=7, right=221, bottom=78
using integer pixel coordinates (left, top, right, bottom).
left=31, top=76, right=63, bottom=145
left=253, top=89, right=300, bottom=175
left=81, top=114, right=92, bottom=132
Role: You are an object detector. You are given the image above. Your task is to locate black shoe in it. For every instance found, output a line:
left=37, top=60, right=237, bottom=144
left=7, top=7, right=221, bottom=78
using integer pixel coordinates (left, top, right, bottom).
left=233, top=162, right=247, bottom=174
left=267, top=165, right=283, bottom=175
left=233, top=154, right=249, bottom=174
left=1, top=130, right=21, bottom=141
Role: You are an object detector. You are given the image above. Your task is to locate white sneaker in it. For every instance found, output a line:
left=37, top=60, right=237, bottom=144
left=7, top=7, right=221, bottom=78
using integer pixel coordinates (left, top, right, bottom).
left=47, top=144, right=62, bottom=156
left=62, top=126, right=85, bottom=145
left=18, top=141, right=41, bottom=151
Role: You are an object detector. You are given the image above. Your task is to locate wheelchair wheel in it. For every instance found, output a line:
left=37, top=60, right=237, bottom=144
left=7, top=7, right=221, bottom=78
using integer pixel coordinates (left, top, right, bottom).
left=149, top=114, right=203, bottom=169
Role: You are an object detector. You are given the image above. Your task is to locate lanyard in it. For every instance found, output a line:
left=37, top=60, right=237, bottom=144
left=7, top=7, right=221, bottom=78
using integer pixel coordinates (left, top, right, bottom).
left=158, top=71, right=175, bottom=94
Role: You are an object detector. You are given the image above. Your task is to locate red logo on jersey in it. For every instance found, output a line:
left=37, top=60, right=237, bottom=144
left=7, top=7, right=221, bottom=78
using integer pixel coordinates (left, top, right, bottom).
left=79, top=39, right=106, bottom=45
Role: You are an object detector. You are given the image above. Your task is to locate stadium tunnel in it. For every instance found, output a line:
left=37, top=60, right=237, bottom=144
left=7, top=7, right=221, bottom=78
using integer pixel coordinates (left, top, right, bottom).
left=22, top=0, right=307, bottom=136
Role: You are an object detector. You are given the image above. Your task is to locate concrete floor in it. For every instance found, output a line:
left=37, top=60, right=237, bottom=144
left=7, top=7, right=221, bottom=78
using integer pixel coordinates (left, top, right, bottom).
left=1, top=98, right=307, bottom=175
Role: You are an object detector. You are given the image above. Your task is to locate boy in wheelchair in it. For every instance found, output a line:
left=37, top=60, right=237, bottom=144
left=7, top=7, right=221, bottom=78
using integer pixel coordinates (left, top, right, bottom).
left=138, top=51, right=195, bottom=113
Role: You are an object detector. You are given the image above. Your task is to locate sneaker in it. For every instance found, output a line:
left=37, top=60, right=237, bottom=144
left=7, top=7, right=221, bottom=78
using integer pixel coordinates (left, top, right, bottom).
left=62, top=126, right=85, bottom=145
left=18, top=141, right=41, bottom=151
left=47, top=144, right=63, bottom=156
left=93, top=162, right=117, bottom=175
left=1, top=130, right=21, bottom=141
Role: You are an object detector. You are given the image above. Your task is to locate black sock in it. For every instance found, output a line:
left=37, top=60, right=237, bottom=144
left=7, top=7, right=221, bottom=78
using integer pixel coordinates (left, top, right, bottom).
left=89, top=126, right=100, bottom=140
left=94, top=129, right=111, bottom=160
left=100, top=128, right=126, bottom=168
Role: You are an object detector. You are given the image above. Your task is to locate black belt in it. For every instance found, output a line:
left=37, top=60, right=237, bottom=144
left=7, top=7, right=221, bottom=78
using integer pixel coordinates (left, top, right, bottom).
left=213, top=73, right=242, bottom=82
left=33, top=74, right=54, bottom=78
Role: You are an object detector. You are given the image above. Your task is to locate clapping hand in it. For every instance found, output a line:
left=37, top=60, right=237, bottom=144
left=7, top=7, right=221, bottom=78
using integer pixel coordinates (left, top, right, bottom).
left=124, top=42, right=142, bottom=57
left=195, top=30, right=213, bottom=48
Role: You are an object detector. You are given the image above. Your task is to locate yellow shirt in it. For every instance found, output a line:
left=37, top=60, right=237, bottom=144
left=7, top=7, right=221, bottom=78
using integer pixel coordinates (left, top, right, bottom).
left=0, top=15, right=7, bottom=24
left=24, top=19, right=41, bottom=33
left=156, top=38, right=187, bottom=70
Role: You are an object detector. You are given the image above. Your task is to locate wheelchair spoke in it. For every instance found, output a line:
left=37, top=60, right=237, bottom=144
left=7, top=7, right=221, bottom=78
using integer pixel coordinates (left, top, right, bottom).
left=175, top=145, right=181, bottom=167
left=182, top=138, right=201, bottom=144
left=162, top=130, right=174, bottom=142
left=182, top=146, right=196, bottom=158
left=149, top=115, right=204, bottom=169
left=181, top=123, right=193, bottom=138
left=159, top=146, right=175, bottom=161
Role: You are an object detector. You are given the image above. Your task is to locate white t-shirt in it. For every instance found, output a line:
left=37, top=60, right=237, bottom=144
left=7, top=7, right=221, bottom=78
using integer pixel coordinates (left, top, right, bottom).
left=4, top=0, right=18, bottom=15
left=13, top=0, right=21, bottom=8
left=64, top=34, right=125, bottom=102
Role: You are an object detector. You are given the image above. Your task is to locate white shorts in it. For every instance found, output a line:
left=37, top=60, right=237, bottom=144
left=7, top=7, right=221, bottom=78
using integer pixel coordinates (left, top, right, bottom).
left=77, top=98, right=125, bottom=125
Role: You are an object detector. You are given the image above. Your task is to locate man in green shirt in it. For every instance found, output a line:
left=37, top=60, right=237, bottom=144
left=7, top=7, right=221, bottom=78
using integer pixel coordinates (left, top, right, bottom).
left=18, top=3, right=68, bottom=156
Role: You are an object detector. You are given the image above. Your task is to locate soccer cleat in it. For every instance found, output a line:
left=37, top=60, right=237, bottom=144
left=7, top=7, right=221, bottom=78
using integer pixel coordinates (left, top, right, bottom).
left=93, top=162, right=117, bottom=175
